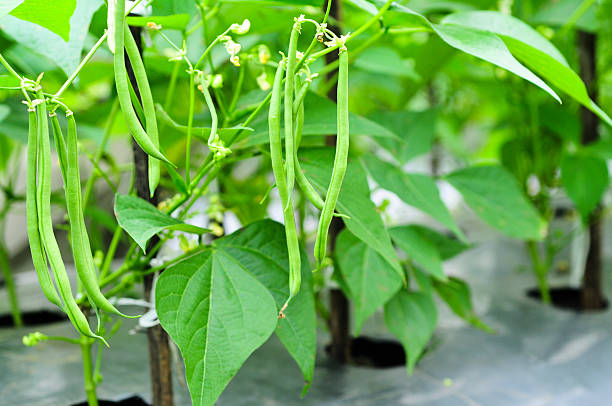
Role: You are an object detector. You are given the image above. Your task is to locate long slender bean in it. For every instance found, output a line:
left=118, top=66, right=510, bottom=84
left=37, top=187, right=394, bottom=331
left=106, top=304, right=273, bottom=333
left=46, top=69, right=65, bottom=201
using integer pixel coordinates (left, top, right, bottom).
left=25, top=106, right=63, bottom=309
left=64, top=111, right=134, bottom=318
left=269, top=63, right=301, bottom=315
left=49, top=113, right=68, bottom=184
left=34, top=95, right=107, bottom=345
left=124, top=25, right=161, bottom=197
left=314, top=47, right=349, bottom=266
left=283, top=22, right=300, bottom=208
left=113, top=0, right=171, bottom=166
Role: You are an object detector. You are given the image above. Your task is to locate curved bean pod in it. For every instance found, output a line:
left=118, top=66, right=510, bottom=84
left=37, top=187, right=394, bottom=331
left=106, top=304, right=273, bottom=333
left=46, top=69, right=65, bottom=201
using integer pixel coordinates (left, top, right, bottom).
left=124, top=24, right=161, bottom=197
left=269, top=63, right=301, bottom=315
left=64, top=111, right=135, bottom=319
left=283, top=23, right=299, bottom=208
left=34, top=95, right=107, bottom=345
left=314, top=48, right=349, bottom=266
left=113, top=0, right=171, bottom=167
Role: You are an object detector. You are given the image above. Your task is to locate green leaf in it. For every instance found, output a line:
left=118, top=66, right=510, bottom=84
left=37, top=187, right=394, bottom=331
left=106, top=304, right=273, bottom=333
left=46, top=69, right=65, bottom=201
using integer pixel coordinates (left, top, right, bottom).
left=155, top=242, right=278, bottom=406
left=384, top=290, right=437, bottom=374
left=353, top=46, right=420, bottom=80
left=368, top=109, right=437, bottom=164
left=127, top=14, right=191, bottom=31
left=445, top=165, right=546, bottom=240
left=300, top=148, right=404, bottom=280
left=584, top=139, right=612, bottom=160
left=212, top=220, right=316, bottom=389
left=363, top=154, right=465, bottom=241
left=9, top=0, right=76, bottom=41
left=406, top=225, right=471, bottom=260
left=367, top=3, right=560, bottom=102
left=0, top=0, right=22, bottom=19
left=336, top=229, right=403, bottom=335
left=531, top=0, right=597, bottom=32
left=389, top=226, right=446, bottom=281
left=432, top=24, right=560, bottom=102
left=0, top=0, right=102, bottom=76
left=433, top=277, right=492, bottom=332
left=561, top=153, right=609, bottom=222
left=442, top=11, right=612, bottom=127
left=114, top=194, right=208, bottom=251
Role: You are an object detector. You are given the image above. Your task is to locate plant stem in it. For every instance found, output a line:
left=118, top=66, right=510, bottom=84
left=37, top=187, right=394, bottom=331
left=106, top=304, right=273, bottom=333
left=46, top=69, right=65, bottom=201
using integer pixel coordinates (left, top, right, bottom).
left=527, top=241, right=551, bottom=304
left=80, top=335, right=99, bottom=406
left=0, top=237, right=22, bottom=327
left=54, top=33, right=108, bottom=99
left=185, top=71, right=196, bottom=188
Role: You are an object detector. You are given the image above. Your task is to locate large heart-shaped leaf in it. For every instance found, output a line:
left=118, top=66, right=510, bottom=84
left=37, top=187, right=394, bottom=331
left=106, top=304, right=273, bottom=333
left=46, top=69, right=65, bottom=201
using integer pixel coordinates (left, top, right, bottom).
left=561, top=153, right=609, bottom=223
left=156, top=220, right=316, bottom=405
left=384, top=290, right=437, bottom=374
left=445, top=165, right=546, bottom=240
left=114, top=194, right=208, bottom=251
left=442, top=11, right=612, bottom=127
left=0, top=0, right=102, bottom=77
left=299, top=147, right=403, bottom=280
left=8, top=0, right=76, bottom=41
left=156, top=247, right=278, bottom=406
left=336, top=229, right=403, bottom=335
left=213, top=220, right=316, bottom=389
left=363, top=154, right=465, bottom=242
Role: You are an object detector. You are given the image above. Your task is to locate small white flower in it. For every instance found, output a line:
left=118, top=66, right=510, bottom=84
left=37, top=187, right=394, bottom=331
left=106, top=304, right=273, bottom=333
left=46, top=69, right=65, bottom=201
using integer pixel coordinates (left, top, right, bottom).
left=230, top=55, right=240, bottom=67
left=256, top=72, right=270, bottom=91
left=258, top=44, right=271, bottom=64
left=230, top=19, right=250, bottom=35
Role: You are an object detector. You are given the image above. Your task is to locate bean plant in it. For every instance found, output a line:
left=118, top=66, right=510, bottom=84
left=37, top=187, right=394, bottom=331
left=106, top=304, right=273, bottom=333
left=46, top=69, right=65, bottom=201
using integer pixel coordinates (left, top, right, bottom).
left=0, top=0, right=610, bottom=405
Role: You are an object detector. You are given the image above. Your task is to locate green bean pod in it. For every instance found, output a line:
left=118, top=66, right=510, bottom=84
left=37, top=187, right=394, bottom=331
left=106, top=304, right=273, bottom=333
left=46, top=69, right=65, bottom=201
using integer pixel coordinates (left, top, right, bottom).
left=49, top=113, right=68, bottom=185
left=113, top=0, right=172, bottom=167
left=64, top=112, right=135, bottom=319
left=269, top=63, right=301, bottom=314
left=283, top=23, right=299, bottom=208
left=25, top=107, right=63, bottom=309
left=34, top=96, right=107, bottom=345
left=124, top=24, right=160, bottom=197
left=314, top=49, right=349, bottom=266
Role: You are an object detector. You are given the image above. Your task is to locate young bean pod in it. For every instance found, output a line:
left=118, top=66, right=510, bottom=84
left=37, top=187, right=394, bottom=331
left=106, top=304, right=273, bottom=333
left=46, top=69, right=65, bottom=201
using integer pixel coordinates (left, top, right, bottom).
left=124, top=25, right=161, bottom=197
left=64, top=111, right=135, bottom=319
left=283, top=21, right=300, bottom=208
left=314, top=47, right=349, bottom=266
left=25, top=107, right=63, bottom=309
left=34, top=95, right=107, bottom=345
left=49, top=113, right=68, bottom=184
left=113, top=0, right=171, bottom=167
left=269, top=62, right=301, bottom=315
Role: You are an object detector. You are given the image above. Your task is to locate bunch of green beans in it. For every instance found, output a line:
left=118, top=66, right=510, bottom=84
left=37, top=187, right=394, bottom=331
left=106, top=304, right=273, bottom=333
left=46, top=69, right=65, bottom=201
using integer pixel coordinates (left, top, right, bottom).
left=113, top=0, right=170, bottom=198
left=26, top=94, right=108, bottom=345
left=268, top=15, right=350, bottom=312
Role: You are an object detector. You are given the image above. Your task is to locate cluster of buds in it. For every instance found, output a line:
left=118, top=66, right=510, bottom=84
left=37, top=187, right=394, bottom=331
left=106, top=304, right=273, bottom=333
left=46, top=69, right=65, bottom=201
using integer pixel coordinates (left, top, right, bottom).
left=325, top=33, right=350, bottom=53
left=168, top=47, right=186, bottom=62
left=22, top=332, right=47, bottom=347
left=199, top=73, right=223, bottom=89
left=207, top=195, right=225, bottom=236
left=316, top=23, right=328, bottom=42
left=209, top=134, right=232, bottom=162
left=178, top=234, right=198, bottom=253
